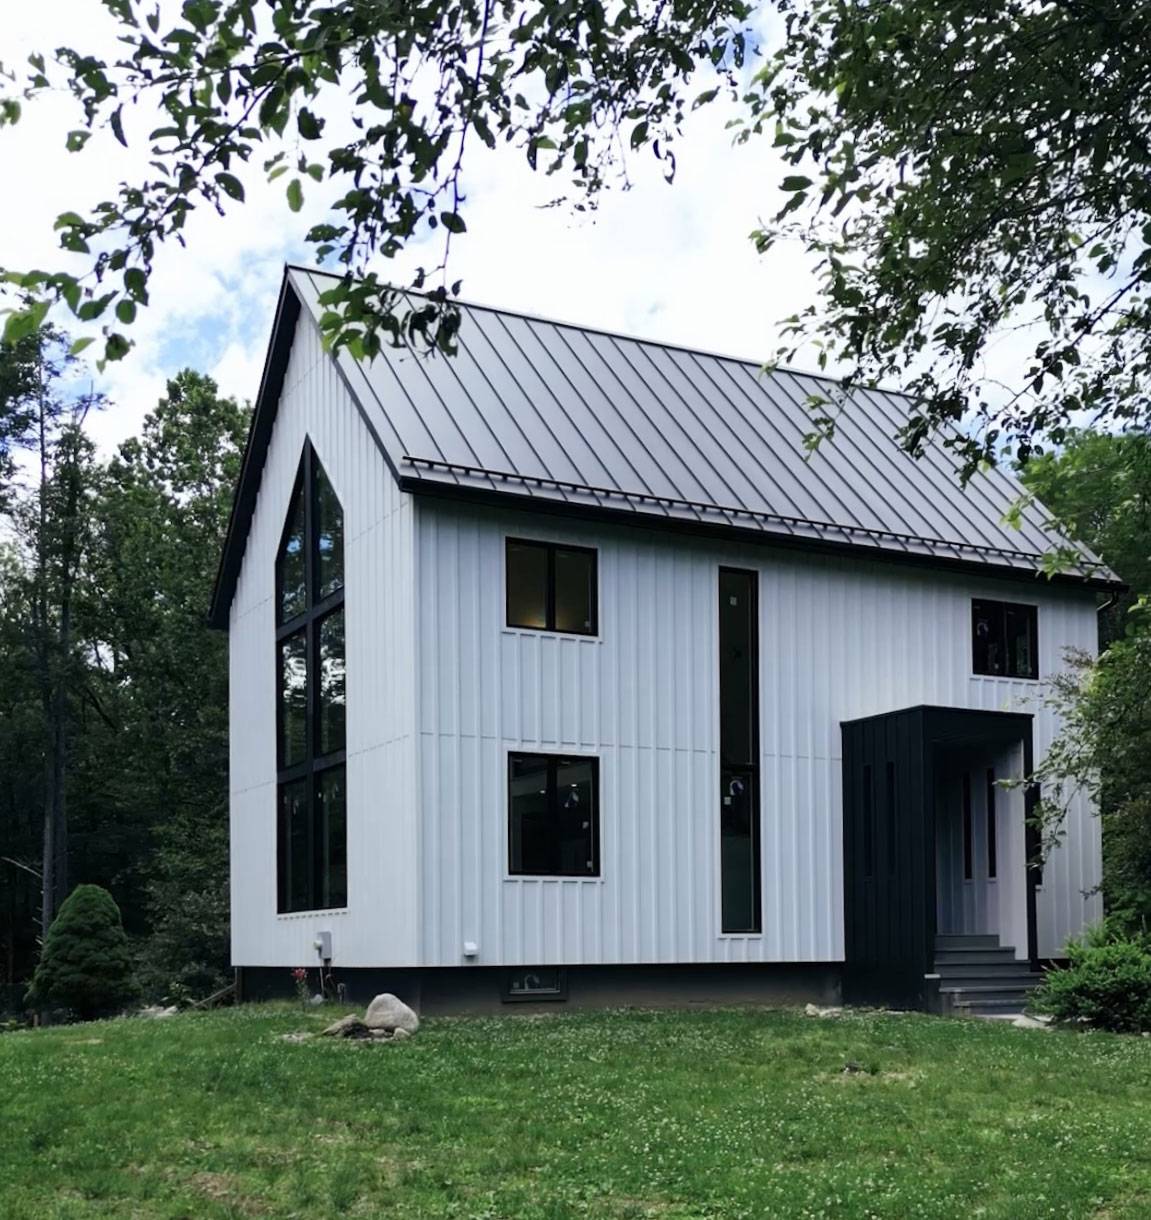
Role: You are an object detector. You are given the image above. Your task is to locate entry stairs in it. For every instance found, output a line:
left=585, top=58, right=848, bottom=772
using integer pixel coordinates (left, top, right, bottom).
left=934, top=933, right=1044, bottom=1017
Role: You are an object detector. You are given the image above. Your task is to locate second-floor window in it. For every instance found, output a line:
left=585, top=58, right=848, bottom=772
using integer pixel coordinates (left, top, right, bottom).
left=506, top=538, right=597, bottom=635
left=972, top=598, right=1038, bottom=679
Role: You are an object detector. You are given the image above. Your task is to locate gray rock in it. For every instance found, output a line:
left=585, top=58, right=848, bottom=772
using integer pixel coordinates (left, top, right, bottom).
left=363, top=993, right=419, bottom=1034
left=319, top=1014, right=369, bottom=1038
left=804, top=1003, right=843, bottom=1018
left=392, top=1027, right=412, bottom=1041
left=1011, top=1014, right=1052, bottom=1031
left=138, top=1004, right=179, bottom=1019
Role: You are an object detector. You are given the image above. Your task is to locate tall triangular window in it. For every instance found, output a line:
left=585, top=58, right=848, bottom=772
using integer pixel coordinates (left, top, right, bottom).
left=275, top=441, right=346, bottom=912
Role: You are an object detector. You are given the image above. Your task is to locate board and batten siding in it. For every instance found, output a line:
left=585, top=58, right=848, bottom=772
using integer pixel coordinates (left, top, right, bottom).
left=414, top=499, right=1102, bottom=967
left=229, top=311, right=419, bottom=968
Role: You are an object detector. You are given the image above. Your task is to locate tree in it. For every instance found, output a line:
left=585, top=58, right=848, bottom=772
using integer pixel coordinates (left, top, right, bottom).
left=1035, top=638, right=1151, bottom=932
left=0, top=0, right=751, bottom=364
left=79, top=371, right=247, bottom=997
left=1016, top=431, right=1151, bottom=931
left=0, top=358, right=244, bottom=1004
left=0, top=326, right=102, bottom=934
left=26, top=884, right=136, bottom=1019
left=1020, top=430, right=1151, bottom=640
left=745, top=0, right=1151, bottom=477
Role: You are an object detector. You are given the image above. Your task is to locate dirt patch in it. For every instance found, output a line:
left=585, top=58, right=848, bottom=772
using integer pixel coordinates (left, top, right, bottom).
left=188, top=1171, right=269, bottom=1215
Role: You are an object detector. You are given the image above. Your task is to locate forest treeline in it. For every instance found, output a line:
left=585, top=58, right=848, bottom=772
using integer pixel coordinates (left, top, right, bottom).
left=2, top=321, right=1150, bottom=1011
left=0, top=324, right=246, bottom=1007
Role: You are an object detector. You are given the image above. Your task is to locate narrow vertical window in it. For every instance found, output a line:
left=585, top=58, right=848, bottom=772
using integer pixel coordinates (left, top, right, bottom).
left=275, top=441, right=347, bottom=913
left=719, top=568, right=761, bottom=933
left=986, top=768, right=998, bottom=880
left=862, top=764, right=874, bottom=879
left=962, top=772, right=973, bottom=881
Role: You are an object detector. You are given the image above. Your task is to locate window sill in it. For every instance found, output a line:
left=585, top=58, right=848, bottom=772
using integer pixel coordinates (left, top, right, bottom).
left=502, top=628, right=602, bottom=644
left=971, top=672, right=1040, bottom=683
left=276, top=907, right=350, bottom=921
left=717, top=933, right=764, bottom=940
left=503, top=875, right=604, bottom=884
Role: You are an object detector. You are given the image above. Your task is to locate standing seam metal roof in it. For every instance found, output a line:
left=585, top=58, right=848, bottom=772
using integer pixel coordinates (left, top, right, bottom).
left=283, top=267, right=1113, bottom=584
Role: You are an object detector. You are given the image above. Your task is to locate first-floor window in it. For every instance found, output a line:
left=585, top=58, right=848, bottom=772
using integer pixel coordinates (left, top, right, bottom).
left=508, top=752, right=599, bottom=876
left=278, top=766, right=347, bottom=912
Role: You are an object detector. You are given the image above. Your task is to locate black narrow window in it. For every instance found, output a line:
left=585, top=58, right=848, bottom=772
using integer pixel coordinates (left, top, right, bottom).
left=986, top=768, right=998, bottom=879
left=506, top=539, right=597, bottom=635
left=885, top=761, right=897, bottom=877
left=962, top=772, right=973, bottom=881
left=862, top=764, right=874, bottom=879
left=508, top=753, right=599, bottom=876
left=276, top=441, right=347, bottom=913
left=972, top=599, right=1038, bottom=679
left=719, top=568, right=761, bottom=933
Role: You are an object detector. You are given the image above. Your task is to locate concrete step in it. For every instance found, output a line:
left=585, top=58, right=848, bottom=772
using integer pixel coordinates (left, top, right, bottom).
left=936, top=960, right=1037, bottom=978
left=935, top=933, right=1001, bottom=950
left=934, top=949, right=1023, bottom=967
left=952, top=996, right=1038, bottom=1016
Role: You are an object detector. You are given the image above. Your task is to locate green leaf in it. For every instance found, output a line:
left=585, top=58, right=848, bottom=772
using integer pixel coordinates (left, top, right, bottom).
left=439, top=211, right=466, bottom=235
left=286, top=178, right=303, bottom=213
left=116, top=299, right=137, bottom=325
left=69, top=336, right=96, bottom=356
left=781, top=175, right=812, bottom=192
left=65, top=130, right=90, bottom=152
left=215, top=172, right=245, bottom=201
left=297, top=108, right=322, bottom=140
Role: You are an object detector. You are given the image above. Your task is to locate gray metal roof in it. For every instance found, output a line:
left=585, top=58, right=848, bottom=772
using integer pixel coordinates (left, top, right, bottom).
left=289, top=267, right=1113, bottom=584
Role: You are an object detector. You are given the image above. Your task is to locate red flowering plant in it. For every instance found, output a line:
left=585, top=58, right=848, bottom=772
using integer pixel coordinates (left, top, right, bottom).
left=291, top=967, right=309, bottom=1009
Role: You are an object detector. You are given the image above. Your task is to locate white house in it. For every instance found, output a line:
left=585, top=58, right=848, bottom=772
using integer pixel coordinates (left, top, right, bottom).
left=211, top=266, right=1119, bottom=1015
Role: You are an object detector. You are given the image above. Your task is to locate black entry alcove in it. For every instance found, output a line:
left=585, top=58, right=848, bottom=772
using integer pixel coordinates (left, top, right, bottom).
left=841, top=706, right=1038, bottom=1010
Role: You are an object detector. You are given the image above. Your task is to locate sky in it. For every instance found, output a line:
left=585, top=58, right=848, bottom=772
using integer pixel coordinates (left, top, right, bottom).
left=2, top=3, right=821, bottom=458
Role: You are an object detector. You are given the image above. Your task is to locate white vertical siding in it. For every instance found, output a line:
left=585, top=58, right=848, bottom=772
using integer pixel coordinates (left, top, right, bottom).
left=229, top=312, right=418, bottom=969
left=415, top=500, right=1102, bottom=967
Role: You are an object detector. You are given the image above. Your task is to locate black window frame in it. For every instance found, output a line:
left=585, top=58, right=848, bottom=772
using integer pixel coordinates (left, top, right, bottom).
left=718, top=567, right=762, bottom=934
left=276, top=440, right=347, bottom=914
left=505, top=537, right=598, bottom=636
left=507, top=751, right=600, bottom=878
left=971, top=598, right=1039, bottom=680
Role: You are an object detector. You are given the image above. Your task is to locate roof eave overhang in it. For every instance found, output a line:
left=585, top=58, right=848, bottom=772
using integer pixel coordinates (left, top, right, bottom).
left=399, top=475, right=1125, bottom=595
left=208, top=271, right=302, bottom=630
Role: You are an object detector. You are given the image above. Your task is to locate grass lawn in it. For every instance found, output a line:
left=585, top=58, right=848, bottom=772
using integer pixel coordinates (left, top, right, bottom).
left=3, top=1005, right=1151, bottom=1218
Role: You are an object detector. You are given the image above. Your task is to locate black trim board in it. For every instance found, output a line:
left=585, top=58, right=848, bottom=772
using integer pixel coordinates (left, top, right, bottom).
left=405, top=482, right=1122, bottom=595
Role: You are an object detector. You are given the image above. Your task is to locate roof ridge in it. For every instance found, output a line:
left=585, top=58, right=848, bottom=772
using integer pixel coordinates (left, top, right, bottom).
left=285, top=262, right=915, bottom=397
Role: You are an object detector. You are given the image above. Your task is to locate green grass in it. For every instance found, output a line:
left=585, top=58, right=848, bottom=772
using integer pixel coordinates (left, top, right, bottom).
left=3, top=1005, right=1151, bottom=1218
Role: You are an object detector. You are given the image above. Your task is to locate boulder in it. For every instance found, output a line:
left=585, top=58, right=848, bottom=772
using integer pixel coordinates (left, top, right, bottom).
left=364, top=993, right=419, bottom=1034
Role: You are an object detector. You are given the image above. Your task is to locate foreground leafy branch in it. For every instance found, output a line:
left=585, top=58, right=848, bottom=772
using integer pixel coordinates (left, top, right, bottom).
left=744, top=0, right=1151, bottom=478
left=0, top=0, right=751, bottom=364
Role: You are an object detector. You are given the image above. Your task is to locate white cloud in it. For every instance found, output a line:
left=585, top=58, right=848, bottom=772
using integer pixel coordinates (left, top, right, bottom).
left=2, top=3, right=824, bottom=463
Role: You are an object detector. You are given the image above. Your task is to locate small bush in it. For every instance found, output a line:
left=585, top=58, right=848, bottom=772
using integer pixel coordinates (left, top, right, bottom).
left=1030, top=923, right=1151, bottom=1033
left=26, top=885, right=136, bottom=1021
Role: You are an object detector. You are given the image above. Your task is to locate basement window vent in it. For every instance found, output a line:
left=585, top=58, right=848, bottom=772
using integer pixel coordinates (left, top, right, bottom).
left=503, top=967, right=568, bottom=1002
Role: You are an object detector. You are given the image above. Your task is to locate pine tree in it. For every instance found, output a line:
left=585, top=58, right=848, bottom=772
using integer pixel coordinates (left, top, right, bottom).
left=26, top=884, right=135, bottom=1020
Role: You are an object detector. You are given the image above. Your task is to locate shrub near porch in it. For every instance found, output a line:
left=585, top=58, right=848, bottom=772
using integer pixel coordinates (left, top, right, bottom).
left=4, top=1005, right=1151, bottom=1218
